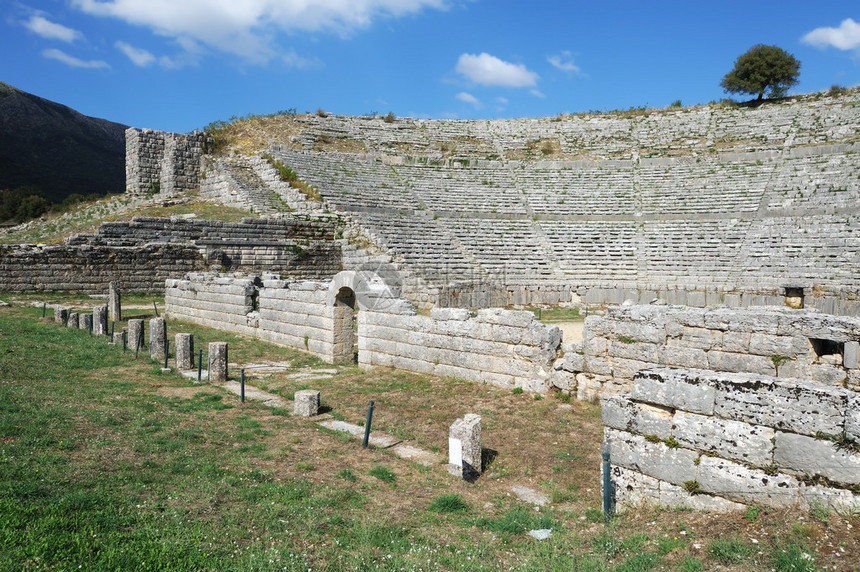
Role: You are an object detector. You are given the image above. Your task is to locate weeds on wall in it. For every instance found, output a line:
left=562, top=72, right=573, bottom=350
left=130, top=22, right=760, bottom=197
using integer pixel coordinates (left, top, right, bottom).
left=260, top=153, right=322, bottom=202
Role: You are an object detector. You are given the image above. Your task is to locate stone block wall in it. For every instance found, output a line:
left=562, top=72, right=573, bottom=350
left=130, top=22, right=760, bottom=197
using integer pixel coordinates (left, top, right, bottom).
left=126, top=128, right=206, bottom=196
left=359, top=305, right=562, bottom=392
left=554, top=305, right=860, bottom=400
left=165, top=274, right=261, bottom=338
left=165, top=272, right=563, bottom=390
left=604, top=367, right=860, bottom=514
left=255, top=276, right=337, bottom=361
left=165, top=273, right=337, bottom=362
left=125, top=128, right=164, bottom=195
left=0, top=243, right=204, bottom=293
left=1, top=216, right=343, bottom=294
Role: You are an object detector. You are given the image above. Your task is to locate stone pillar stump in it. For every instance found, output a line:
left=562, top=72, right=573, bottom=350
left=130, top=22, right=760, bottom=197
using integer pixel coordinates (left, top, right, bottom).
left=54, top=306, right=69, bottom=324
left=448, top=414, right=482, bottom=481
left=208, top=342, right=228, bottom=383
left=108, top=282, right=121, bottom=322
left=127, top=319, right=144, bottom=351
left=67, top=313, right=79, bottom=328
left=149, top=318, right=166, bottom=360
left=93, top=306, right=108, bottom=336
left=175, top=333, right=194, bottom=369
left=294, top=390, right=321, bottom=417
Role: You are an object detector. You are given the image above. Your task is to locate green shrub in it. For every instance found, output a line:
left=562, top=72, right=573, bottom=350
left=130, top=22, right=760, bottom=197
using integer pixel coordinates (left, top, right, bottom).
left=769, top=541, right=815, bottom=571
left=336, top=468, right=357, bottom=482
left=708, top=537, right=752, bottom=565
left=368, top=465, right=396, bottom=483
left=428, top=494, right=469, bottom=514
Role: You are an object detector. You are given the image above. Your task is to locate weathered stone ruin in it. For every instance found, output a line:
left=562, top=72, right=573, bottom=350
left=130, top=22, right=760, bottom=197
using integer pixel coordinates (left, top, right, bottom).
left=6, top=89, right=860, bottom=515
left=604, top=367, right=859, bottom=515
left=125, top=128, right=207, bottom=196
left=555, top=305, right=860, bottom=399
left=165, top=271, right=562, bottom=392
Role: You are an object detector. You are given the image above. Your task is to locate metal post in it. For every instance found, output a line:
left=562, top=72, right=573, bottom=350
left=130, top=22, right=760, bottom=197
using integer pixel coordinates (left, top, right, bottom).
left=42, top=302, right=46, bottom=318
left=153, top=301, right=159, bottom=317
left=197, top=349, right=203, bottom=382
left=135, top=328, right=142, bottom=358
left=122, top=331, right=127, bottom=352
left=110, top=322, right=115, bottom=338
left=362, top=400, right=375, bottom=449
left=240, top=369, right=245, bottom=403
left=207, top=353, right=211, bottom=382
left=602, top=451, right=612, bottom=521
left=538, top=308, right=542, bottom=320
left=163, top=340, right=169, bottom=369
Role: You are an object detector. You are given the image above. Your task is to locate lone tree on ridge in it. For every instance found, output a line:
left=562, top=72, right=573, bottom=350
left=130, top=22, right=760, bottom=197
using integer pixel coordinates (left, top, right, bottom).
left=720, top=44, right=801, bottom=101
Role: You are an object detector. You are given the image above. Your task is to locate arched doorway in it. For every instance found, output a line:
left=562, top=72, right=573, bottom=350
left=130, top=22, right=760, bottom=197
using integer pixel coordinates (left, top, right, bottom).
left=332, top=286, right=356, bottom=364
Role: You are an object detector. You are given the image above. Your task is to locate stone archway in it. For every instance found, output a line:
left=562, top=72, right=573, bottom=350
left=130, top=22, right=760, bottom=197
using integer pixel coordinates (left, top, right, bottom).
left=326, top=270, right=400, bottom=365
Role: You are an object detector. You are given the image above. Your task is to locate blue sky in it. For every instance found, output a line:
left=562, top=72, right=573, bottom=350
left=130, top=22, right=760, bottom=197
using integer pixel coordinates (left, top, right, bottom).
left=3, top=0, right=860, bottom=133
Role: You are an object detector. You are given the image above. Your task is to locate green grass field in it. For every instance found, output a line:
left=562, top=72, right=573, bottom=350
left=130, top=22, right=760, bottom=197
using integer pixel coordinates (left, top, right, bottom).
left=0, top=299, right=855, bottom=571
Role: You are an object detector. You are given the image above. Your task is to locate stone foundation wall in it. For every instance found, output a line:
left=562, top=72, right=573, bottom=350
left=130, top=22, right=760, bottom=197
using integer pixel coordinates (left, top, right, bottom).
left=164, top=272, right=562, bottom=389
left=359, top=304, right=561, bottom=392
left=165, top=274, right=338, bottom=362
left=256, top=276, right=337, bottom=361
left=554, top=305, right=860, bottom=400
left=603, top=367, right=860, bottom=514
left=1, top=216, right=343, bottom=294
left=0, top=243, right=204, bottom=293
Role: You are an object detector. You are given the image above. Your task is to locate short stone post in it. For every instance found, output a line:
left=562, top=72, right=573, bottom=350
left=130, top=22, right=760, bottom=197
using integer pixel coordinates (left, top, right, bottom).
left=108, top=282, right=121, bottom=322
left=112, top=331, right=125, bottom=346
left=54, top=306, right=69, bottom=324
left=67, top=313, right=79, bottom=328
left=127, top=319, right=144, bottom=352
left=448, top=414, right=482, bottom=481
left=93, top=305, right=108, bottom=336
left=80, top=313, right=93, bottom=332
left=149, top=318, right=166, bottom=360
left=293, top=390, right=321, bottom=417
left=208, top=342, right=228, bottom=383
left=175, top=333, right=194, bottom=370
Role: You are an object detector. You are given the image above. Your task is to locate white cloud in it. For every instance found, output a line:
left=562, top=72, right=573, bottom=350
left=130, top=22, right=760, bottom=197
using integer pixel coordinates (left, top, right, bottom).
left=116, top=41, right=156, bottom=66
left=803, top=18, right=860, bottom=51
left=548, top=50, right=580, bottom=73
left=42, top=48, right=110, bottom=68
left=71, top=0, right=450, bottom=63
left=282, top=49, right=320, bottom=70
left=24, top=15, right=83, bottom=43
left=495, top=97, right=508, bottom=105
left=456, top=91, right=480, bottom=108
left=455, top=52, right=538, bottom=87
left=530, top=89, right=545, bottom=99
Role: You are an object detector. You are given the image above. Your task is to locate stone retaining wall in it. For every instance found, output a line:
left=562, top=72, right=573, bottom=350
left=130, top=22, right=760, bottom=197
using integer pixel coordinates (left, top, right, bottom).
left=603, top=367, right=860, bottom=514
left=554, top=305, right=860, bottom=400
left=166, top=274, right=339, bottom=362
left=0, top=216, right=344, bottom=294
left=165, top=272, right=562, bottom=390
left=0, top=243, right=204, bottom=293
left=358, top=304, right=561, bottom=392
